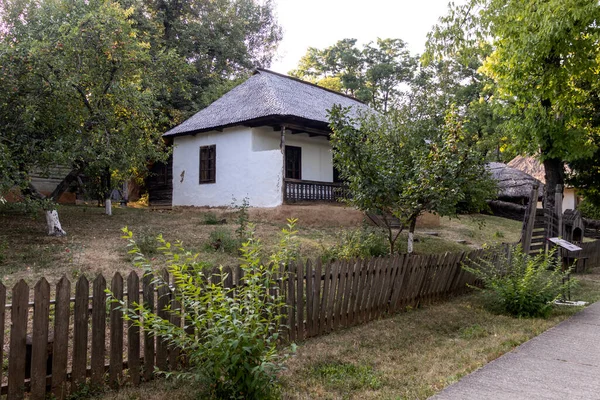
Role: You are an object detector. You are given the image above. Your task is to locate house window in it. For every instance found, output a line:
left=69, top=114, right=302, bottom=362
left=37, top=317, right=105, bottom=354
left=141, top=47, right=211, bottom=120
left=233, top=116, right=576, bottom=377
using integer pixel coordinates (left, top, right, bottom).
left=199, top=145, right=216, bottom=184
left=285, top=146, right=301, bottom=179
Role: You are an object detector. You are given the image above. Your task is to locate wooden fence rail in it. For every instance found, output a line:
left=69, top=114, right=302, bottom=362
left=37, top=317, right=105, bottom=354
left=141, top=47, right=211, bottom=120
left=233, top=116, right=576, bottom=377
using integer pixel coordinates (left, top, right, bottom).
left=2, top=242, right=584, bottom=399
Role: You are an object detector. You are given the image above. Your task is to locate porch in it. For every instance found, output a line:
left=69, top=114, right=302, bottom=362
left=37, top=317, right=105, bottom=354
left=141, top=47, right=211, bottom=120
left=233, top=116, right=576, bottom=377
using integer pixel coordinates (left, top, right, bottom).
left=283, top=178, right=349, bottom=203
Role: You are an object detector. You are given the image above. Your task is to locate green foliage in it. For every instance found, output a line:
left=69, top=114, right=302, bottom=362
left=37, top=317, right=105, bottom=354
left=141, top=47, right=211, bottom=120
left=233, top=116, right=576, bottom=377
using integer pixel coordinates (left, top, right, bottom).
left=290, top=38, right=417, bottom=112
left=577, top=199, right=600, bottom=220
left=329, top=104, right=496, bottom=253
left=463, top=246, right=573, bottom=318
left=114, top=222, right=298, bottom=399
left=205, top=228, right=241, bottom=254
left=0, top=238, right=7, bottom=265
left=321, top=228, right=388, bottom=262
left=309, top=361, right=382, bottom=392
left=202, top=212, right=221, bottom=225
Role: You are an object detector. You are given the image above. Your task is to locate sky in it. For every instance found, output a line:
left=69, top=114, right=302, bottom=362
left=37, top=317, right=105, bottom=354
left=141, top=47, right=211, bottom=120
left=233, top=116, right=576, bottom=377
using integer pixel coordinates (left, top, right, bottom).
left=270, top=0, right=466, bottom=74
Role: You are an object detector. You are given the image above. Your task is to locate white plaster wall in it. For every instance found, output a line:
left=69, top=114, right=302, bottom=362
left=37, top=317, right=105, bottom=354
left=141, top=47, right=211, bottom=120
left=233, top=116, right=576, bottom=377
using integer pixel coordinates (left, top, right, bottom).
left=285, top=134, right=334, bottom=182
left=563, top=188, right=577, bottom=212
left=172, top=126, right=283, bottom=207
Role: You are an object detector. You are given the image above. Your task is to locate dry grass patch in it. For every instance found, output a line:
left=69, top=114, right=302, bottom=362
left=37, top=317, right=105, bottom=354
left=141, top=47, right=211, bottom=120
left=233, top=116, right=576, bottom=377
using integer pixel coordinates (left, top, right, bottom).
left=279, top=271, right=600, bottom=399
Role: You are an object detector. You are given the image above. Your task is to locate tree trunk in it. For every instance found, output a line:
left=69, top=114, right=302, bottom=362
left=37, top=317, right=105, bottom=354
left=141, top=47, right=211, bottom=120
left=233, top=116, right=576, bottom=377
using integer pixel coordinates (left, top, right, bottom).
left=45, top=210, right=66, bottom=236
left=407, top=217, right=417, bottom=254
left=542, top=157, right=565, bottom=211
left=23, top=183, right=67, bottom=236
left=104, top=167, right=112, bottom=216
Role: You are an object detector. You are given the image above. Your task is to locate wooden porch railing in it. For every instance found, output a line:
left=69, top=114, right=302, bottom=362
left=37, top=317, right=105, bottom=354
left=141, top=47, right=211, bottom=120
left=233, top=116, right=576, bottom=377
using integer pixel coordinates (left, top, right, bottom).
left=284, top=178, right=349, bottom=203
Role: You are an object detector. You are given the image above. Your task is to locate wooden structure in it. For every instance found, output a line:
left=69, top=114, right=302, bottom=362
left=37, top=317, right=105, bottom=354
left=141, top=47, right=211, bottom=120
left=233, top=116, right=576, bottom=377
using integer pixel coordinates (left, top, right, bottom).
left=563, top=209, right=585, bottom=244
left=0, top=245, right=518, bottom=399
left=283, top=178, right=349, bottom=203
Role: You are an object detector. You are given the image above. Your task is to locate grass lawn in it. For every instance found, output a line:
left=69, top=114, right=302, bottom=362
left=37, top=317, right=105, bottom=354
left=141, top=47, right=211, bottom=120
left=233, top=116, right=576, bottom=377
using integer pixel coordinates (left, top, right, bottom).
left=93, top=267, right=600, bottom=400
left=0, top=204, right=521, bottom=290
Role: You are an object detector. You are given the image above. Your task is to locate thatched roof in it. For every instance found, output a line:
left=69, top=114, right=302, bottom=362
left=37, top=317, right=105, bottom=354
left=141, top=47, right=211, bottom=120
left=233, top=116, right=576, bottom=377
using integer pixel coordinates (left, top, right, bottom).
left=164, top=69, right=371, bottom=137
left=487, top=162, right=544, bottom=201
left=507, top=156, right=546, bottom=182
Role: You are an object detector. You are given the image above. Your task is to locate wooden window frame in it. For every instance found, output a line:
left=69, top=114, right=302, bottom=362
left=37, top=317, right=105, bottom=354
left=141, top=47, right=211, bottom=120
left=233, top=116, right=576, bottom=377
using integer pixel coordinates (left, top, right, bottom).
left=199, top=145, right=216, bottom=184
left=285, top=145, right=302, bottom=180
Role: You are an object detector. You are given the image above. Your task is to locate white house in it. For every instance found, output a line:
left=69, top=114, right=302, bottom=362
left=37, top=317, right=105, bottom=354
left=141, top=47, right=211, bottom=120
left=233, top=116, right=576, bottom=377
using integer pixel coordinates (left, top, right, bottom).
left=155, top=69, right=371, bottom=208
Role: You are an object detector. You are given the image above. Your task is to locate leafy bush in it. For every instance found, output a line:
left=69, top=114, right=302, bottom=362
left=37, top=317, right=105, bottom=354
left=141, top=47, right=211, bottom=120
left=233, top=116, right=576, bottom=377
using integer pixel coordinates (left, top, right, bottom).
left=577, top=198, right=600, bottom=220
left=204, top=228, right=241, bottom=254
left=115, top=220, right=299, bottom=399
left=321, top=227, right=388, bottom=262
left=463, top=246, right=573, bottom=318
left=202, top=212, right=221, bottom=225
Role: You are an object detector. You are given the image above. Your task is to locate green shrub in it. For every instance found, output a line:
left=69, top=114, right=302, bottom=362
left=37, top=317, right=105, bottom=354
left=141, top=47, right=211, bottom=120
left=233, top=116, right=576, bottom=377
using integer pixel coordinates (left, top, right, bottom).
left=577, top=198, right=600, bottom=220
left=463, top=246, right=573, bottom=318
left=135, top=232, right=160, bottom=256
left=115, top=221, right=298, bottom=399
left=202, top=212, right=221, bottom=225
left=321, top=227, right=388, bottom=262
left=204, top=228, right=241, bottom=254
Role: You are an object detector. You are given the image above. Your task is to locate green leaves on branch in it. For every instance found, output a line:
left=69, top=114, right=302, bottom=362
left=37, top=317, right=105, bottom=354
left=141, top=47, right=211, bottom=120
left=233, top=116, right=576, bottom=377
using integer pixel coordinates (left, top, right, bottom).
left=328, top=104, right=496, bottom=254
left=463, top=246, right=574, bottom=318
left=113, top=221, right=299, bottom=398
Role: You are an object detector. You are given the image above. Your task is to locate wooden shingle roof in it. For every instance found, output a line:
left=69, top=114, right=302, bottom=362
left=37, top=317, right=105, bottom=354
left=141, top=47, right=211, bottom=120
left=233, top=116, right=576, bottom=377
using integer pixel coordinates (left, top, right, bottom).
left=164, top=69, right=371, bottom=137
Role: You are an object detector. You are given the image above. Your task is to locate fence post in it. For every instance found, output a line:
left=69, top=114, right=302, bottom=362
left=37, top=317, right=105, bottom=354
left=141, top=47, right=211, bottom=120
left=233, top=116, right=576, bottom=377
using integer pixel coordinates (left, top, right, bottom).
left=0, top=283, right=5, bottom=390
left=72, top=276, right=89, bottom=393
left=8, top=280, right=29, bottom=400
left=51, top=276, right=70, bottom=399
left=91, top=275, right=107, bottom=387
left=110, top=273, right=124, bottom=389
left=30, top=278, right=50, bottom=400
left=127, top=272, right=141, bottom=385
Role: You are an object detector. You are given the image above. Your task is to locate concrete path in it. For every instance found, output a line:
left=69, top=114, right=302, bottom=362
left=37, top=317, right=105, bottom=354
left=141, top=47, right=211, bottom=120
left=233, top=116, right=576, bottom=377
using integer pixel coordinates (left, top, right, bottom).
left=432, top=302, right=600, bottom=400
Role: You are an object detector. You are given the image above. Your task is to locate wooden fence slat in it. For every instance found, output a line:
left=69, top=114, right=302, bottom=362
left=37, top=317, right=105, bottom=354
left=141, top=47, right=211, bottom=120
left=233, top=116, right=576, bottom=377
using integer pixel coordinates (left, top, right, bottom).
left=8, top=280, right=28, bottom=400
left=287, top=263, right=296, bottom=341
left=296, top=261, right=305, bottom=341
left=127, top=272, right=141, bottom=385
left=318, top=261, right=331, bottom=335
left=348, top=259, right=361, bottom=325
left=110, top=273, right=124, bottom=388
left=333, top=260, right=347, bottom=330
left=326, top=261, right=338, bottom=332
left=375, top=256, right=391, bottom=317
left=305, top=260, right=313, bottom=337
left=71, top=276, right=89, bottom=393
left=341, top=260, right=355, bottom=326
left=52, top=276, right=71, bottom=399
left=0, top=283, right=5, bottom=390
left=313, top=259, right=322, bottom=335
left=169, top=289, right=181, bottom=372
left=30, top=278, right=50, bottom=400
left=380, top=255, right=398, bottom=315
left=156, top=270, right=170, bottom=371
left=359, top=259, right=373, bottom=323
left=389, top=254, right=408, bottom=312
left=364, top=258, right=378, bottom=322
left=143, top=273, right=155, bottom=381
left=91, top=275, right=107, bottom=386
left=352, top=259, right=366, bottom=325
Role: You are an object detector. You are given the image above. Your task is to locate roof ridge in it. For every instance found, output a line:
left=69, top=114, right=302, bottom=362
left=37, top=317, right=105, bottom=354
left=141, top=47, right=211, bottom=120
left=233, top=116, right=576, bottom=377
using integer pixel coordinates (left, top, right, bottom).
left=254, top=70, right=287, bottom=115
left=254, top=68, right=367, bottom=105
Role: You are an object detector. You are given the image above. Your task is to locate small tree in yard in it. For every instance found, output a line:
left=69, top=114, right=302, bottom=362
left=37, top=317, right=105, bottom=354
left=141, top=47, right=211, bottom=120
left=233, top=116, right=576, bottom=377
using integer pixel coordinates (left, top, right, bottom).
left=329, top=105, right=496, bottom=254
left=112, top=220, right=299, bottom=399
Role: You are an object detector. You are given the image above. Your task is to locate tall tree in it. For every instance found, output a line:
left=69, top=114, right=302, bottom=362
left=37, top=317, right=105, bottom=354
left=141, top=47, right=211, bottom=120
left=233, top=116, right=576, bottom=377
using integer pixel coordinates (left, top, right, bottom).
left=290, top=38, right=416, bottom=112
left=329, top=103, right=495, bottom=254
left=0, top=0, right=172, bottom=233
left=435, top=0, right=600, bottom=209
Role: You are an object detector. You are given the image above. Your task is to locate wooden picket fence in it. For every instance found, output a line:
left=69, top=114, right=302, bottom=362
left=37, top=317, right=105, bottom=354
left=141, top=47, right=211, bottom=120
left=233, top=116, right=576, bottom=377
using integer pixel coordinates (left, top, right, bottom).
left=0, top=244, right=518, bottom=399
